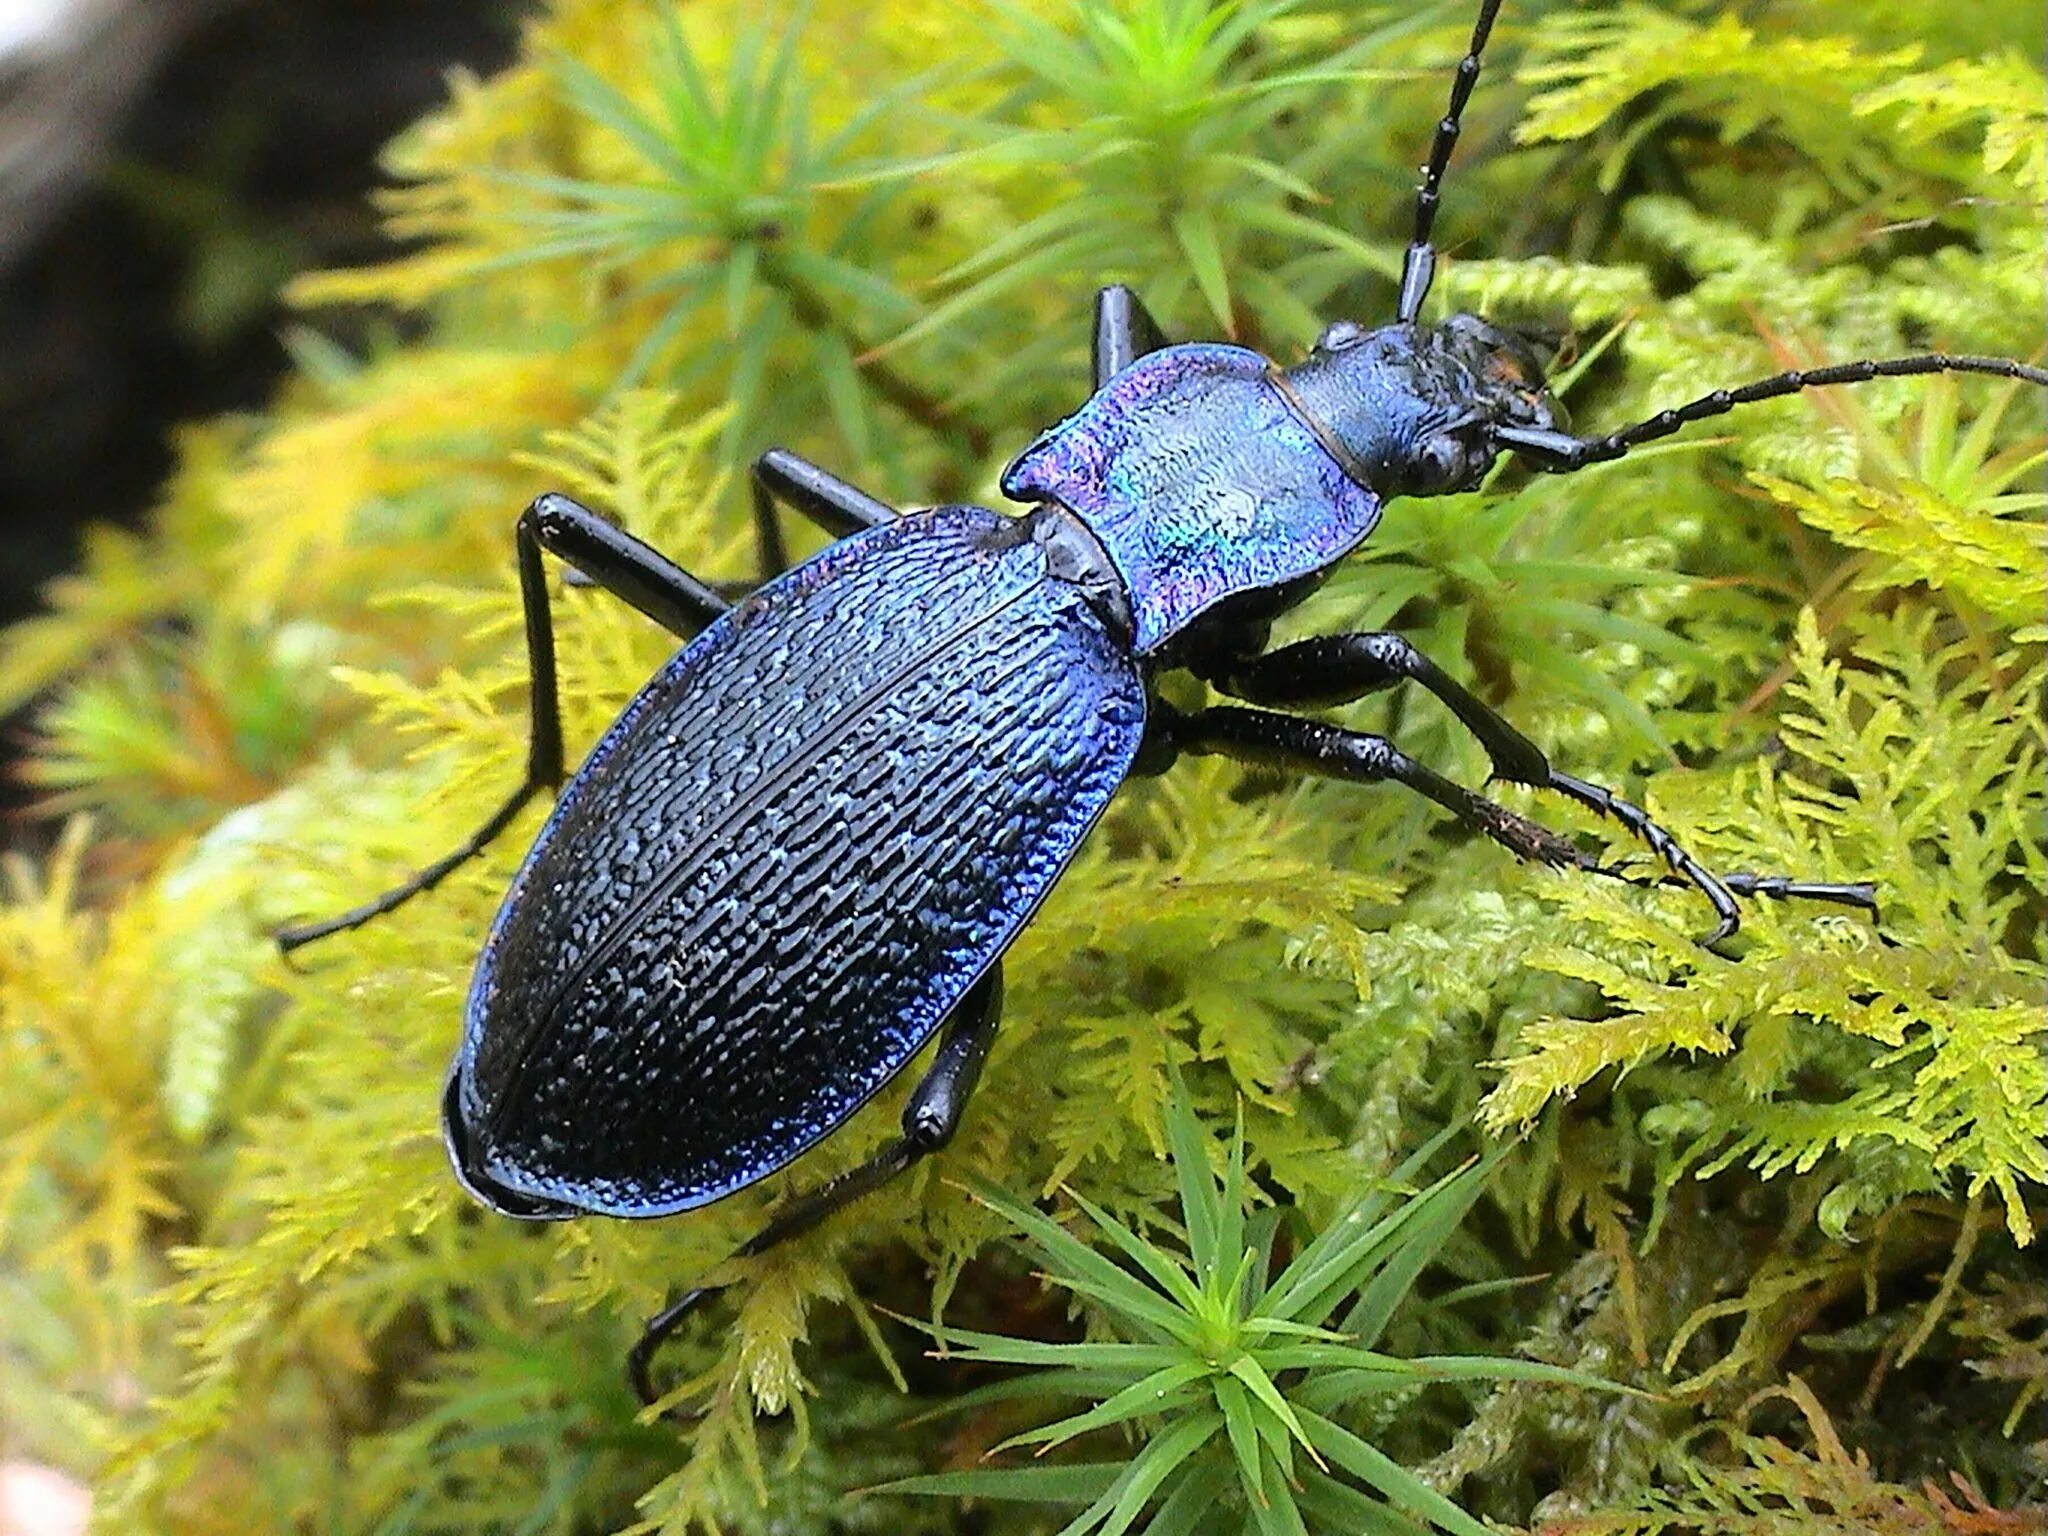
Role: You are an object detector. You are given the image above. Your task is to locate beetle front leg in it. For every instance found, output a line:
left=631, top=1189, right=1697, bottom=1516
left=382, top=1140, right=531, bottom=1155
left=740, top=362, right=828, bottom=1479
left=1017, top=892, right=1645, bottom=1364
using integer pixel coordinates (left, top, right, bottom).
left=1207, top=632, right=1877, bottom=940
left=276, top=494, right=732, bottom=952
left=750, top=447, right=900, bottom=580
left=1093, top=284, right=1170, bottom=389
left=628, top=963, right=1004, bottom=1407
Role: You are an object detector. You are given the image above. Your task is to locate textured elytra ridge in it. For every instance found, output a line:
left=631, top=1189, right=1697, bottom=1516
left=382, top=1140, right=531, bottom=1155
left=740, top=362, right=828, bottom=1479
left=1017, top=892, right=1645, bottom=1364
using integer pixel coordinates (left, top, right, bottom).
left=1003, top=344, right=1383, bottom=653
left=461, top=504, right=1148, bottom=1217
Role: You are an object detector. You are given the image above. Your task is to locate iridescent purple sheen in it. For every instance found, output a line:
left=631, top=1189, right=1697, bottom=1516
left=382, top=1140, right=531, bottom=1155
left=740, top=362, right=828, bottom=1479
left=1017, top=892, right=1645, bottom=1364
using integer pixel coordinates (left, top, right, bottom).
left=1002, top=344, right=1382, bottom=653
left=458, top=505, right=1146, bottom=1217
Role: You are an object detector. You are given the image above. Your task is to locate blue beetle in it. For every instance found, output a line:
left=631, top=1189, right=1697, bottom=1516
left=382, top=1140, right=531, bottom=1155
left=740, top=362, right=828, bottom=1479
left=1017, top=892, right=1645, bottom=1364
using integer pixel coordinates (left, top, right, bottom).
left=283, top=0, right=2043, bottom=1402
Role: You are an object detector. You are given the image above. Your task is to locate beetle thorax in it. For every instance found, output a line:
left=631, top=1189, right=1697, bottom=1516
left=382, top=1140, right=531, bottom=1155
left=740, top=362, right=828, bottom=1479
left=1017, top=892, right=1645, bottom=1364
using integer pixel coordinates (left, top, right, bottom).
left=1002, top=344, right=1387, bottom=653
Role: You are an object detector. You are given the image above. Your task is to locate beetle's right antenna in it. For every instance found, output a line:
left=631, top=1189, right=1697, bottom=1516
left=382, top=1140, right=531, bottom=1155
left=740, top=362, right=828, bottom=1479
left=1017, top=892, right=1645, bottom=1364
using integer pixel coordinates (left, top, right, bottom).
left=1493, top=352, right=2048, bottom=472
left=1397, top=0, right=1505, bottom=324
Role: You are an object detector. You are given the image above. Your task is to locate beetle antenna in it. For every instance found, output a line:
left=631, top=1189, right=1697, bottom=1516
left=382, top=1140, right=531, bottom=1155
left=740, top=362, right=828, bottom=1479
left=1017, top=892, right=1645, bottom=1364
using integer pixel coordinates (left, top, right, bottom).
left=1494, top=352, right=2048, bottom=472
left=1397, top=0, right=1505, bottom=325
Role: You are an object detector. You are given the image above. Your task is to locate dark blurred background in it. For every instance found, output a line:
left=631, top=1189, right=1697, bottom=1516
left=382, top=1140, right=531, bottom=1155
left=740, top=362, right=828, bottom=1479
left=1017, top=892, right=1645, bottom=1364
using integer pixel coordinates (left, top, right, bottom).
left=0, top=0, right=516, bottom=810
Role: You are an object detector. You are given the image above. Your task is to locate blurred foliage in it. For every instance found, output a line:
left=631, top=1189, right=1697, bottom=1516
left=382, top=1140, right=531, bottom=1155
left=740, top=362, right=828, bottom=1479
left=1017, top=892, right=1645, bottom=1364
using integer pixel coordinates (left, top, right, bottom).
left=0, top=1, right=2042, bottom=1533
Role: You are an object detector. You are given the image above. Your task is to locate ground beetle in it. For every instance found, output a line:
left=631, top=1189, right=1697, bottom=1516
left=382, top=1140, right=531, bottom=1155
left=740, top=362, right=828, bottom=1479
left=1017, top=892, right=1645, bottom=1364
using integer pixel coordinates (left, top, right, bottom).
left=281, top=0, right=2048, bottom=1405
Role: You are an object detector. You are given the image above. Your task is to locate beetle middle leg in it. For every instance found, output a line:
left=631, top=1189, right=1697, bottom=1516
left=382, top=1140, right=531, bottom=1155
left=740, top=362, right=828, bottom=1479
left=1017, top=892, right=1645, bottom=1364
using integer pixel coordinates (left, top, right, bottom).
left=1203, top=632, right=1876, bottom=941
left=628, top=963, right=1005, bottom=1406
left=277, top=494, right=732, bottom=952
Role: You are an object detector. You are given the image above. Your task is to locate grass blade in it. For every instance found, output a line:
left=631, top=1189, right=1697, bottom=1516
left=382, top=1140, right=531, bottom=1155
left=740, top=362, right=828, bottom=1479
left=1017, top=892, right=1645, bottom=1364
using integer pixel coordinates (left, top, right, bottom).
left=1296, top=1408, right=1490, bottom=1536
left=1162, top=1071, right=1222, bottom=1278
left=1065, top=1187, right=1204, bottom=1314
left=1341, top=1163, right=1487, bottom=1348
left=1214, top=1371, right=1267, bottom=1508
left=1088, top=1409, right=1223, bottom=1536
left=994, top=1361, right=1211, bottom=1455
left=867, top=1462, right=1124, bottom=1504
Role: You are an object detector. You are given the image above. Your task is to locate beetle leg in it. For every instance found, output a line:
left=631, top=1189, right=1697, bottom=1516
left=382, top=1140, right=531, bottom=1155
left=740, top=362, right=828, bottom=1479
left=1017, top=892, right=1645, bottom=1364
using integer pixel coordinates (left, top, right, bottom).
left=1600, top=864, right=1878, bottom=918
left=1161, top=701, right=1759, bottom=942
left=1093, top=284, right=1170, bottom=389
left=1720, top=872, right=1876, bottom=909
left=628, top=964, right=1005, bottom=1407
left=1163, top=701, right=1597, bottom=872
left=276, top=494, right=731, bottom=952
left=1206, top=632, right=1878, bottom=937
left=1208, top=630, right=1549, bottom=781
left=751, top=447, right=900, bottom=579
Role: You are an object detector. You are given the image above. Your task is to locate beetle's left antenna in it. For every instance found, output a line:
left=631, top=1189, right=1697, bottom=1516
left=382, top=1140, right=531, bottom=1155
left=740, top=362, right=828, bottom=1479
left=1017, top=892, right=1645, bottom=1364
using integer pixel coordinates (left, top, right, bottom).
left=1396, top=0, right=1505, bottom=324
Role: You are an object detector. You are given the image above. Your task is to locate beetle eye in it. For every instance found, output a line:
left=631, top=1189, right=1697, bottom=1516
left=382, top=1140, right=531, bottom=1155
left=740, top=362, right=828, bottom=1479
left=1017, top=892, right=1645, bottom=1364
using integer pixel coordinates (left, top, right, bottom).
left=1316, top=319, right=1368, bottom=352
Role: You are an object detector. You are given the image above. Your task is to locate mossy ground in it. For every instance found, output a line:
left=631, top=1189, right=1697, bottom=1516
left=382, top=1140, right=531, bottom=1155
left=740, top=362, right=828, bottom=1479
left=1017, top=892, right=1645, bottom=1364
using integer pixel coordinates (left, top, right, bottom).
left=0, top=2, right=2042, bottom=1532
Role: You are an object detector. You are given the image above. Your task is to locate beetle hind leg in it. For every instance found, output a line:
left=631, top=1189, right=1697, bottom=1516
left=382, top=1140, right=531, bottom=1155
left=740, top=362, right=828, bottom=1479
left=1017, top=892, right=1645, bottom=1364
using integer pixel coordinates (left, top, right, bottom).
left=276, top=495, right=732, bottom=952
left=629, top=964, right=1005, bottom=1408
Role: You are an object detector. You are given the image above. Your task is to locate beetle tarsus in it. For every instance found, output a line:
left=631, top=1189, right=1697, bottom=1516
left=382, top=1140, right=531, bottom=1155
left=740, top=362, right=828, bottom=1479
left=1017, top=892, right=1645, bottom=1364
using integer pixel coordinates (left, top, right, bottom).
left=628, top=1290, right=711, bottom=1409
left=1545, top=770, right=1743, bottom=945
left=275, top=778, right=547, bottom=953
left=1727, top=873, right=1878, bottom=913
left=1583, top=858, right=1880, bottom=939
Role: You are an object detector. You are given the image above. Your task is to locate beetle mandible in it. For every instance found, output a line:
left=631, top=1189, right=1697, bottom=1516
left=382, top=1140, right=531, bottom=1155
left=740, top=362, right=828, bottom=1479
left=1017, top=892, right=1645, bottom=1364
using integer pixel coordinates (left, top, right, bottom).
left=281, top=0, right=2048, bottom=1404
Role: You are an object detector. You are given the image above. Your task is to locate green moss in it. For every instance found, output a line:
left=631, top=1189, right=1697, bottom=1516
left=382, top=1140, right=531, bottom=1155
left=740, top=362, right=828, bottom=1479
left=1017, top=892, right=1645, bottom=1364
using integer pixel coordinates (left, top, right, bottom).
left=1, top=2, right=2041, bottom=1532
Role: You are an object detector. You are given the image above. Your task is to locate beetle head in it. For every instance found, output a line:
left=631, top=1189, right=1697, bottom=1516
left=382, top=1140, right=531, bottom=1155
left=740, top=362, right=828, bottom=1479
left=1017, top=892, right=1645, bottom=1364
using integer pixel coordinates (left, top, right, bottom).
left=1278, top=314, right=1566, bottom=498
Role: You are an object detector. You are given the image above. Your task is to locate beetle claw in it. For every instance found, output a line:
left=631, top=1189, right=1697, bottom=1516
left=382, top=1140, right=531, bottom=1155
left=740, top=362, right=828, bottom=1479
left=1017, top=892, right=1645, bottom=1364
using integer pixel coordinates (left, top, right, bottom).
left=629, top=1287, right=715, bottom=1410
